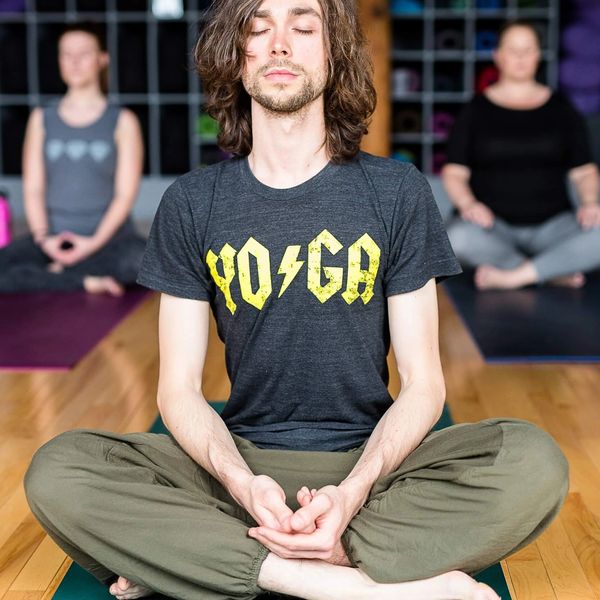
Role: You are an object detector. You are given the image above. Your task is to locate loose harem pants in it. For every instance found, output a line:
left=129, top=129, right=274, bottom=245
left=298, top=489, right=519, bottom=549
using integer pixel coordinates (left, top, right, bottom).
left=24, top=418, right=568, bottom=600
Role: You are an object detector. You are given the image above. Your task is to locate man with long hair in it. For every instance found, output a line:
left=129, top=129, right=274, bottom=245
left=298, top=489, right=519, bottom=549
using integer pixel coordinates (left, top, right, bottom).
left=25, top=1, right=568, bottom=599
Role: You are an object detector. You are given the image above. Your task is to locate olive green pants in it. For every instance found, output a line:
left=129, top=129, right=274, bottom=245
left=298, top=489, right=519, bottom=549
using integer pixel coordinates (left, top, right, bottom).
left=24, top=418, right=568, bottom=600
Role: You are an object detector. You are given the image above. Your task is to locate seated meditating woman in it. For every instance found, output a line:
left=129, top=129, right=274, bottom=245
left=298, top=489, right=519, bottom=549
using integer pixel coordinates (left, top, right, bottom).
left=442, top=20, right=600, bottom=290
left=0, top=22, right=145, bottom=296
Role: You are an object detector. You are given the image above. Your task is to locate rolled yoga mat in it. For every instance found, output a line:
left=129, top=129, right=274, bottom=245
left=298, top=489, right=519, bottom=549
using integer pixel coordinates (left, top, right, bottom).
left=53, top=402, right=512, bottom=600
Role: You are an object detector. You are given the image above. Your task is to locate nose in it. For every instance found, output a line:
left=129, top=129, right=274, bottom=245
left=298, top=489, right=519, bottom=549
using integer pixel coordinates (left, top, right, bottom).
left=270, top=30, right=291, bottom=57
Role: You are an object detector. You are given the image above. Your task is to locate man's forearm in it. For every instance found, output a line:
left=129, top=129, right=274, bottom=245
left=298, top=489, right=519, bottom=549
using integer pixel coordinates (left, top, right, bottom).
left=339, top=381, right=444, bottom=513
left=158, top=389, right=254, bottom=507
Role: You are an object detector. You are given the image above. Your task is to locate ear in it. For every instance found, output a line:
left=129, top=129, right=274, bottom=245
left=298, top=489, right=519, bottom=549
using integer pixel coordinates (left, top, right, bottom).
left=100, top=52, right=110, bottom=69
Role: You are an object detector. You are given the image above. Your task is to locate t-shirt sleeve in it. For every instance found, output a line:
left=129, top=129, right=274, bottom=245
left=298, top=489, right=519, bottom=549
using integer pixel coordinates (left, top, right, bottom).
left=445, top=101, right=473, bottom=167
left=136, top=178, right=213, bottom=301
left=384, top=165, right=462, bottom=297
left=561, top=96, right=594, bottom=169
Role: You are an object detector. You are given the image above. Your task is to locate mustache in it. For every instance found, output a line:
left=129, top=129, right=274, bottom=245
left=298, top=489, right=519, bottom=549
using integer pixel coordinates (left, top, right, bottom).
left=257, top=60, right=306, bottom=76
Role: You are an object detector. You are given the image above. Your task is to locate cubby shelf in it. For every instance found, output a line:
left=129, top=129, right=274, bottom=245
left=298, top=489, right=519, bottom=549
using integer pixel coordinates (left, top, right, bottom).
left=0, top=1, right=561, bottom=177
left=390, top=0, right=559, bottom=173
left=0, top=0, right=217, bottom=176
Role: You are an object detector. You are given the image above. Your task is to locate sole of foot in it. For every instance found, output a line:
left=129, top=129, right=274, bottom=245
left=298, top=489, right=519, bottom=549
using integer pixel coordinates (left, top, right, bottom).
left=83, top=276, right=124, bottom=296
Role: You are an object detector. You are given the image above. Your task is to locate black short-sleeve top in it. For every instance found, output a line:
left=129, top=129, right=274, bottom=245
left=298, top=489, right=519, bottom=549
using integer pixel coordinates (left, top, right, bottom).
left=446, top=92, right=593, bottom=224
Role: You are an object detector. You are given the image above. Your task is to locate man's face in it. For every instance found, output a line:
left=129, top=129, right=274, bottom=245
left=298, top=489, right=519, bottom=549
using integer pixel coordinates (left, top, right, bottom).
left=242, top=0, right=328, bottom=114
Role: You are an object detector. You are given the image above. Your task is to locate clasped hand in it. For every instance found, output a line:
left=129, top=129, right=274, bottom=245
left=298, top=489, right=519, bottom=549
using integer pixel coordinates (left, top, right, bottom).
left=244, top=475, right=354, bottom=561
left=41, top=231, right=98, bottom=266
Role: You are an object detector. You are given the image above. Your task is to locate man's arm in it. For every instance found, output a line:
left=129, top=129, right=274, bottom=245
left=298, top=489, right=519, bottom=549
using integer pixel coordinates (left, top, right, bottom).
left=337, top=278, right=445, bottom=510
left=157, top=293, right=295, bottom=530
left=248, top=279, right=447, bottom=557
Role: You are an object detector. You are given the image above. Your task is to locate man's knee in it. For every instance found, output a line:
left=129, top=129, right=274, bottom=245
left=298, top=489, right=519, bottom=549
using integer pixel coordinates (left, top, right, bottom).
left=24, top=429, right=98, bottom=519
left=492, top=419, right=569, bottom=514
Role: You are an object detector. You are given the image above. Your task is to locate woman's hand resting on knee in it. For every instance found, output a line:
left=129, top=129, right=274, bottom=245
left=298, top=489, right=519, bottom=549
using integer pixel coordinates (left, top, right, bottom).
left=460, top=201, right=495, bottom=229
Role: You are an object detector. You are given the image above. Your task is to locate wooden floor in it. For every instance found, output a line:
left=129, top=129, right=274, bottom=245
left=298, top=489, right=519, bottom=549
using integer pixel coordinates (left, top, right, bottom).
left=1, top=289, right=599, bottom=599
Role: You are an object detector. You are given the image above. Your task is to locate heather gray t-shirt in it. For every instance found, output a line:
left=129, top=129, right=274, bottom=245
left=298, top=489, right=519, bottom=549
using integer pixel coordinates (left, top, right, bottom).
left=137, top=152, right=461, bottom=451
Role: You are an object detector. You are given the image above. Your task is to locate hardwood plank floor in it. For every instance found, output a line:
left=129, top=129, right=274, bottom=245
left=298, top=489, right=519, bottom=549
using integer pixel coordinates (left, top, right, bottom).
left=1, top=289, right=599, bottom=599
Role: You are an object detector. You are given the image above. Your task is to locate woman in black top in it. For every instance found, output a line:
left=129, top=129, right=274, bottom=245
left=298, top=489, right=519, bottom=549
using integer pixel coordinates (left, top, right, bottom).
left=442, top=21, right=600, bottom=290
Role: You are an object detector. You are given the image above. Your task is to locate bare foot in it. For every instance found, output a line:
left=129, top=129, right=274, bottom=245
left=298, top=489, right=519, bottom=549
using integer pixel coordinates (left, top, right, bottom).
left=548, top=272, right=586, bottom=288
left=83, top=276, right=124, bottom=297
left=375, top=569, right=500, bottom=600
left=109, top=576, right=153, bottom=599
left=475, top=264, right=530, bottom=290
left=47, top=262, right=64, bottom=274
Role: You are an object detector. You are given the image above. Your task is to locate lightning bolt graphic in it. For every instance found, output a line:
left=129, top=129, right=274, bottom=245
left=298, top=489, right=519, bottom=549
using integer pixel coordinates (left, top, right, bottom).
left=277, top=245, right=305, bottom=298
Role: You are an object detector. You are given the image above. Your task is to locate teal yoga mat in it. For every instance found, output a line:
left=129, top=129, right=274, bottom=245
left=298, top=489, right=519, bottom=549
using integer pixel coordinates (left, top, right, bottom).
left=53, top=402, right=511, bottom=600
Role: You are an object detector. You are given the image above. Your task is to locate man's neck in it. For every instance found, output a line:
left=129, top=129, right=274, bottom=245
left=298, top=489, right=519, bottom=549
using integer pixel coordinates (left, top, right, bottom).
left=247, top=98, right=330, bottom=189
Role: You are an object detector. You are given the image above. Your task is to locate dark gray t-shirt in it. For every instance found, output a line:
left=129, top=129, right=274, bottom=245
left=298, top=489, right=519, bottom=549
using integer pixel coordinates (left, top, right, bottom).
left=137, top=152, right=461, bottom=451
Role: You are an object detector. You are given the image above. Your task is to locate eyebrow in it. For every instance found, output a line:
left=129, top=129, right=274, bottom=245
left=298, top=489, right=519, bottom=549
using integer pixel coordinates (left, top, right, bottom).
left=253, top=6, right=322, bottom=20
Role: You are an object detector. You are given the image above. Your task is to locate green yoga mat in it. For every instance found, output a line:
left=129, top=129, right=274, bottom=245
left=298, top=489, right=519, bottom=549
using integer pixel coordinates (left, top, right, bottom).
left=53, top=403, right=511, bottom=599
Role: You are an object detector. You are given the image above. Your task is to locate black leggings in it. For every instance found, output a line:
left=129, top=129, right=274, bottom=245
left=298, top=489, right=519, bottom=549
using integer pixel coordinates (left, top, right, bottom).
left=0, top=233, right=146, bottom=293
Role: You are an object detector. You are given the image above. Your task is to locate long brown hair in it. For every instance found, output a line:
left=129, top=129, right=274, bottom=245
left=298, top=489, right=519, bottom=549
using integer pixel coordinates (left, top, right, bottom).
left=194, top=0, right=376, bottom=163
left=59, top=22, right=109, bottom=95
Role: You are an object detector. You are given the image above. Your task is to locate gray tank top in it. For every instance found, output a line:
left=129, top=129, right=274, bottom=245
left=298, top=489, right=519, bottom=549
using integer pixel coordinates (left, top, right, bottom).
left=43, top=101, right=133, bottom=236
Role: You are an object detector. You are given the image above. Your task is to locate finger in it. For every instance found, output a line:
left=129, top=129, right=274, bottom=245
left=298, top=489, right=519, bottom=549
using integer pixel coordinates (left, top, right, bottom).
left=253, top=507, right=285, bottom=531
left=249, top=530, right=330, bottom=560
left=297, top=487, right=312, bottom=507
left=252, top=525, right=328, bottom=551
left=269, top=503, right=294, bottom=532
left=291, top=493, right=333, bottom=531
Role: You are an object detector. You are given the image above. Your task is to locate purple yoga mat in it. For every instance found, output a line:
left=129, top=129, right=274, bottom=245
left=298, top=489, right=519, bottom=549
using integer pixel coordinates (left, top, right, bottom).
left=0, top=288, right=150, bottom=370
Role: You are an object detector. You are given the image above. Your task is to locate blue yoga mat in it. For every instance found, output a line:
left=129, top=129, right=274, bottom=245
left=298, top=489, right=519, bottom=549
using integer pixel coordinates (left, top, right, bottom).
left=53, top=402, right=511, bottom=600
left=444, top=271, right=600, bottom=363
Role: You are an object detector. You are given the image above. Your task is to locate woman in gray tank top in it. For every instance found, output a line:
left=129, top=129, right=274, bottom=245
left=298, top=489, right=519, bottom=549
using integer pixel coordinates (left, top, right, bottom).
left=0, top=22, right=146, bottom=296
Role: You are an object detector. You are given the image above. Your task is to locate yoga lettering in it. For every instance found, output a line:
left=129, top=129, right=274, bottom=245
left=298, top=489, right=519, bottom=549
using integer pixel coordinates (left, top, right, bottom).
left=206, top=229, right=381, bottom=313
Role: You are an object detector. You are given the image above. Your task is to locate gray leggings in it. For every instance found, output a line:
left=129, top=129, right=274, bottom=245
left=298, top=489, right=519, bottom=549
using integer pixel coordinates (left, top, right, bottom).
left=0, top=232, right=146, bottom=293
left=446, top=211, right=600, bottom=282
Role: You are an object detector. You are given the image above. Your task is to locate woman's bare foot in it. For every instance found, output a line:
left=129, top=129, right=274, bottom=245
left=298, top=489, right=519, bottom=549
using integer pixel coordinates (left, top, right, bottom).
left=109, top=576, right=153, bottom=600
left=83, top=276, right=124, bottom=296
left=47, top=262, right=64, bottom=273
left=548, top=272, right=586, bottom=288
left=475, top=263, right=537, bottom=290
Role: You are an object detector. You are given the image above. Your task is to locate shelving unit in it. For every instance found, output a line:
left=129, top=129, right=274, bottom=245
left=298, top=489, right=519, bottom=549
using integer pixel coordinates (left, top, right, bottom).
left=390, top=0, right=560, bottom=173
left=0, top=0, right=222, bottom=177
left=0, top=1, right=561, bottom=178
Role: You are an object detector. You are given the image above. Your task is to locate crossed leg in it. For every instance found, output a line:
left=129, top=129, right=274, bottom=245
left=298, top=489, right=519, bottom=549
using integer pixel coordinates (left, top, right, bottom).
left=25, top=420, right=568, bottom=600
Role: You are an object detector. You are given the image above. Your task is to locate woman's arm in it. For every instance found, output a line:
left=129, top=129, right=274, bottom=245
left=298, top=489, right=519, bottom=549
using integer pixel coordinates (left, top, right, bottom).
left=569, top=163, right=600, bottom=229
left=91, top=108, right=144, bottom=247
left=441, top=163, right=494, bottom=229
left=22, top=108, right=48, bottom=243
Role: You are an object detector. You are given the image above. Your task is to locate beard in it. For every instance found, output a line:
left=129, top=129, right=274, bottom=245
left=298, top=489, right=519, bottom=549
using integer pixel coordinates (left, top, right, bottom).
left=243, top=60, right=327, bottom=114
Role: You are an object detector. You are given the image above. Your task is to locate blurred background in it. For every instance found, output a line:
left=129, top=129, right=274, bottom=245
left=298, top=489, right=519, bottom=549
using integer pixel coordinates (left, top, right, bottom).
left=0, top=0, right=598, bottom=222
